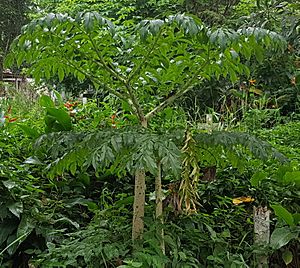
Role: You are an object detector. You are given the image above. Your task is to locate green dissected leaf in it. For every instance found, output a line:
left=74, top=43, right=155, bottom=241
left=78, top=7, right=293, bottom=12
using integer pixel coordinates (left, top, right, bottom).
left=282, top=250, right=293, bottom=266
left=271, top=204, right=294, bottom=226
left=58, top=67, right=65, bottom=82
left=7, top=202, right=23, bottom=218
left=143, top=154, right=157, bottom=174
left=83, top=12, right=94, bottom=31
left=18, top=124, right=40, bottom=138
left=254, top=46, right=264, bottom=63
left=270, top=226, right=299, bottom=250
left=4, top=52, right=15, bottom=68
left=16, top=52, right=25, bottom=67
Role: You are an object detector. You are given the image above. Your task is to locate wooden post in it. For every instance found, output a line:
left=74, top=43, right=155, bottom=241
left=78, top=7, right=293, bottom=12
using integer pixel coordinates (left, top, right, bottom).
left=253, top=206, right=270, bottom=268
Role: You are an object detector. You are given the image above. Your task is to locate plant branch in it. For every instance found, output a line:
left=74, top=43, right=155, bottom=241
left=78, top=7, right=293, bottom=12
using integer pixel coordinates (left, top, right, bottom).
left=60, top=57, right=130, bottom=103
left=128, top=28, right=163, bottom=82
left=87, top=33, right=128, bottom=84
left=145, top=67, right=207, bottom=121
left=86, top=32, right=146, bottom=122
left=44, top=31, right=131, bottom=102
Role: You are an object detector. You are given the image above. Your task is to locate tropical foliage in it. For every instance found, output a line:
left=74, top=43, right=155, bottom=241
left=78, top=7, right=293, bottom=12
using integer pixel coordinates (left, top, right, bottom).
left=0, top=0, right=299, bottom=267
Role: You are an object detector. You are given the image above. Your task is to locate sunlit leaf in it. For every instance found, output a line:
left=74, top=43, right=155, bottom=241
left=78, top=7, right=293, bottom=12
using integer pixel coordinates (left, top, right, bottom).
left=271, top=204, right=294, bottom=226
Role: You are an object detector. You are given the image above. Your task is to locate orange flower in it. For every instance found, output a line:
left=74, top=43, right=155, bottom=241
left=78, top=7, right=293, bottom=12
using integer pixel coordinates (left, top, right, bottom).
left=111, top=114, right=117, bottom=128
left=64, top=102, right=77, bottom=111
left=8, top=118, right=17, bottom=123
left=249, top=79, right=256, bottom=85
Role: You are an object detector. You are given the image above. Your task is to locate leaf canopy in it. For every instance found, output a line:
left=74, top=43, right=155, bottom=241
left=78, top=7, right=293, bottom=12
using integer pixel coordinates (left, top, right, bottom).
left=6, top=12, right=286, bottom=118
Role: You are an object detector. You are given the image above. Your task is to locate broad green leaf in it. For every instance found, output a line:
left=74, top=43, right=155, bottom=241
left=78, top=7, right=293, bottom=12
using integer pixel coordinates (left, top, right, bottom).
left=39, top=95, right=55, bottom=108
left=115, top=196, right=134, bottom=207
left=63, top=197, right=92, bottom=208
left=4, top=52, right=15, bottom=68
left=205, top=224, right=217, bottom=240
left=250, top=171, right=268, bottom=187
left=16, top=216, right=35, bottom=243
left=70, top=162, right=77, bottom=175
left=282, top=250, right=293, bottom=265
left=271, top=204, right=294, bottom=226
left=2, top=180, right=17, bottom=189
left=18, top=124, right=40, bottom=138
left=83, top=12, right=94, bottom=32
left=241, top=43, right=251, bottom=60
left=7, top=202, right=23, bottom=218
left=6, top=233, right=18, bottom=255
left=119, top=261, right=143, bottom=268
left=24, top=156, right=43, bottom=165
left=0, top=219, right=18, bottom=245
left=46, top=108, right=72, bottom=131
left=282, top=171, right=300, bottom=187
left=293, top=213, right=300, bottom=225
left=270, top=227, right=299, bottom=250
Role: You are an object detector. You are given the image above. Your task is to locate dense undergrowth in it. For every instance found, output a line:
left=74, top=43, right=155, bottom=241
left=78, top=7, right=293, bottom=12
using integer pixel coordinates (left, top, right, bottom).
left=0, top=90, right=299, bottom=267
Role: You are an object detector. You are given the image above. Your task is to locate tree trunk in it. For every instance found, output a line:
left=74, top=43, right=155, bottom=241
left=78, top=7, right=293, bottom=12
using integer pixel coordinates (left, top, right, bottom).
left=253, top=206, right=270, bottom=268
left=132, top=169, right=146, bottom=241
left=155, top=161, right=165, bottom=255
left=132, top=117, right=148, bottom=241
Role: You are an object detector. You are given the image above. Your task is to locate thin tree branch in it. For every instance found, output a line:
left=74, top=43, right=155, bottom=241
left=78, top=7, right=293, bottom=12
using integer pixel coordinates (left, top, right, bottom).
left=49, top=31, right=133, bottom=106
left=128, top=27, right=163, bottom=82
left=145, top=69, right=206, bottom=121
left=60, top=57, right=129, bottom=103
left=146, top=41, right=211, bottom=121
left=87, top=33, right=128, bottom=84
left=86, top=32, right=146, bottom=122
